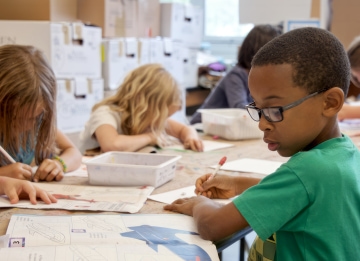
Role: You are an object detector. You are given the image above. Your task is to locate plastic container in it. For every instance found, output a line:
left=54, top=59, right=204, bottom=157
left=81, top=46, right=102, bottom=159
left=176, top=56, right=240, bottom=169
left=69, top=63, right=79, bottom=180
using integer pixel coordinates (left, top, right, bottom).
left=199, top=108, right=262, bottom=140
left=84, top=152, right=181, bottom=188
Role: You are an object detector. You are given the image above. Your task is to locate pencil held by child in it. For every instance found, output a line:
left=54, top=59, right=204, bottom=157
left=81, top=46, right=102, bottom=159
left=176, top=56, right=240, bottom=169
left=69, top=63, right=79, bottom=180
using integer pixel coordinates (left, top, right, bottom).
left=209, top=156, right=227, bottom=180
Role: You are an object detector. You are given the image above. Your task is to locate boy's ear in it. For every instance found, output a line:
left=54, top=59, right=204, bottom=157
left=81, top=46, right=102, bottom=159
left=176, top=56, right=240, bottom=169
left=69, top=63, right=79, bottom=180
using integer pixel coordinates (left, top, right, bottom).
left=322, top=87, right=344, bottom=117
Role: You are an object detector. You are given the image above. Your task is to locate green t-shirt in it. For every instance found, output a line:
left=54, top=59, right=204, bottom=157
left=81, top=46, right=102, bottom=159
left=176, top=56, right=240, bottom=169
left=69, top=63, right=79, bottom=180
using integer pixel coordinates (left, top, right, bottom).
left=233, top=135, right=360, bottom=260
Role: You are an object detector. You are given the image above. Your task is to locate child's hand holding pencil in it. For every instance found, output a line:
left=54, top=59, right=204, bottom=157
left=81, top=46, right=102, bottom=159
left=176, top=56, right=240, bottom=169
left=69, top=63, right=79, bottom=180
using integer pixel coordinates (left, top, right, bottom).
left=0, top=145, right=34, bottom=181
left=196, top=156, right=231, bottom=197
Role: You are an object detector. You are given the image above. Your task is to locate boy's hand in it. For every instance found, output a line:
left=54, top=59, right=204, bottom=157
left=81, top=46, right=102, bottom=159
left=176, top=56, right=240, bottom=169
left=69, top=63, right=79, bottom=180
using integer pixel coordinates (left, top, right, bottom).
left=0, top=163, right=32, bottom=180
left=163, top=196, right=206, bottom=216
left=0, top=177, right=57, bottom=204
left=33, top=159, right=64, bottom=182
left=196, top=174, right=238, bottom=199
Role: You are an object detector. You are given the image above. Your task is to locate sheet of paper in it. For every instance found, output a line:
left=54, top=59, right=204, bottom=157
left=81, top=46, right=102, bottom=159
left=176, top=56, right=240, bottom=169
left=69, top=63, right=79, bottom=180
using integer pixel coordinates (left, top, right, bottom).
left=0, top=234, right=9, bottom=248
left=148, top=185, right=233, bottom=205
left=0, top=183, right=154, bottom=213
left=211, top=158, right=284, bottom=175
left=164, top=140, right=234, bottom=152
left=58, top=156, right=94, bottom=178
left=2, top=214, right=220, bottom=261
left=64, top=163, right=88, bottom=177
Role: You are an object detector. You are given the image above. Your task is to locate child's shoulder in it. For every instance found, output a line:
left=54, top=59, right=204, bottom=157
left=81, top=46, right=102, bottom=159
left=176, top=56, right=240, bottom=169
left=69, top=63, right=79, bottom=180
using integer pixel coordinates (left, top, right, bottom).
left=283, top=135, right=359, bottom=177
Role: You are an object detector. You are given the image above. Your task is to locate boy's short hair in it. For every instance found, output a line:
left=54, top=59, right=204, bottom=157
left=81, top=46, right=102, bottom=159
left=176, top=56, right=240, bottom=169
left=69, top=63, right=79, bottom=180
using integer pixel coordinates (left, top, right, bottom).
left=251, top=27, right=350, bottom=96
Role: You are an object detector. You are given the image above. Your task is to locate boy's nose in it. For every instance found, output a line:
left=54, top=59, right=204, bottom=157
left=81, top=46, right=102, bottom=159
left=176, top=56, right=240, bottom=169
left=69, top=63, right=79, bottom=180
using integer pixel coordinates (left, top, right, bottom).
left=258, top=115, right=273, bottom=132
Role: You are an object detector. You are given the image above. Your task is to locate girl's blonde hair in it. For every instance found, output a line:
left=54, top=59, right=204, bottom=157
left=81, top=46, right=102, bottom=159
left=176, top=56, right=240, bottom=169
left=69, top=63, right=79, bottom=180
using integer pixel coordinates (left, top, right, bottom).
left=93, top=64, right=181, bottom=136
left=0, top=45, right=57, bottom=165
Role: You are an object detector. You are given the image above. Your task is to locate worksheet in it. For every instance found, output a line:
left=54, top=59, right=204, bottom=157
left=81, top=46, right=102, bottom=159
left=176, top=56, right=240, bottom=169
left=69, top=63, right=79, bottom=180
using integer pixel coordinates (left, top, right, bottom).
left=0, top=183, right=154, bottom=213
left=2, top=214, right=219, bottom=261
left=148, top=185, right=233, bottom=205
left=211, top=158, right=284, bottom=175
left=164, top=140, right=234, bottom=152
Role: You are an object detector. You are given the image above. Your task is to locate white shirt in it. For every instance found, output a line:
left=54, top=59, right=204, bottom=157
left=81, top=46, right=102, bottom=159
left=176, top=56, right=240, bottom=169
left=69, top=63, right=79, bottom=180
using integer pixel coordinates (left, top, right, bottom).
left=79, top=105, right=122, bottom=153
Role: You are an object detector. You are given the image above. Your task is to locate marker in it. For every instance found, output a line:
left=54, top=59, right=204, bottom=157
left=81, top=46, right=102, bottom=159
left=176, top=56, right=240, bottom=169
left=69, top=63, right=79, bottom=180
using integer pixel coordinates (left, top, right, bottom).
left=208, top=156, right=227, bottom=180
left=198, top=156, right=227, bottom=196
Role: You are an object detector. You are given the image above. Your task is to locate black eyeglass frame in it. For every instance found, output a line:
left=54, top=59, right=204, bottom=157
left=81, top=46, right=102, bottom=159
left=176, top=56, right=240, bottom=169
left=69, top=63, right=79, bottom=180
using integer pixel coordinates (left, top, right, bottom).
left=246, top=88, right=329, bottom=122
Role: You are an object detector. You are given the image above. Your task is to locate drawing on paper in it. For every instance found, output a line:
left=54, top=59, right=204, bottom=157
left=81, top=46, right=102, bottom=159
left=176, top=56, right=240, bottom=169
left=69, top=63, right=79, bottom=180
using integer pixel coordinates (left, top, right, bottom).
left=27, top=223, right=65, bottom=243
left=121, top=225, right=211, bottom=260
left=80, top=216, right=126, bottom=232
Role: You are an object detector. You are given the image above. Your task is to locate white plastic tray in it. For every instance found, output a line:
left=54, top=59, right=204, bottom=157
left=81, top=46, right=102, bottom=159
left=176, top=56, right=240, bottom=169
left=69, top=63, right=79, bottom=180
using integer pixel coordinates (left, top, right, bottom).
left=84, top=152, right=181, bottom=188
left=199, top=108, right=262, bottom=140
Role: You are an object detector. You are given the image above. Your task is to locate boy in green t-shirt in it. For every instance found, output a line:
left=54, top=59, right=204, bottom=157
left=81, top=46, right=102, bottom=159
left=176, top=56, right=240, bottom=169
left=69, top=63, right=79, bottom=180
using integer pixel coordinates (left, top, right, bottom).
left=164, top=27, right=360, bottom=260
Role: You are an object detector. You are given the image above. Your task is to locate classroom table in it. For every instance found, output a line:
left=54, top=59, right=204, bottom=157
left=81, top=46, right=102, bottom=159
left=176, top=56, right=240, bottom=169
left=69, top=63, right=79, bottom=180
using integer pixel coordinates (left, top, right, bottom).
left=1, top=134, right=358, bottom=260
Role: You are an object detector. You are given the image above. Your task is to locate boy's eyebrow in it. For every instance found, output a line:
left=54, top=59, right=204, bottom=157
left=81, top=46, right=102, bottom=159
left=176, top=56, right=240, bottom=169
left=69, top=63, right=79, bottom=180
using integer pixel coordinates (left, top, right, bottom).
left=263, top=95, right=284, bottom=100
left=251, top=94, right=285, bottom=103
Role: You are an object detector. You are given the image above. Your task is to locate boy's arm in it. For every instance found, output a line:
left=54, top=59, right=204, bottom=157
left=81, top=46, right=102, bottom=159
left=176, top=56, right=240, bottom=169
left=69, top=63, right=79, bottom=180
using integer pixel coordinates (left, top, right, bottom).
left=196, top=175, right=261, bottom=199
left=164, top=196, right=249, bottom=241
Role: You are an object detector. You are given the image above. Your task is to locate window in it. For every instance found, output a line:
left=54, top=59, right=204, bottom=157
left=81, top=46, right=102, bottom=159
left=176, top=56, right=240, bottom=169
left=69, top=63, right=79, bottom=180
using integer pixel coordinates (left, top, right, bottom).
left=204, top=0, right=253, bottom=42
left=190, top=0, right=253, bottom=62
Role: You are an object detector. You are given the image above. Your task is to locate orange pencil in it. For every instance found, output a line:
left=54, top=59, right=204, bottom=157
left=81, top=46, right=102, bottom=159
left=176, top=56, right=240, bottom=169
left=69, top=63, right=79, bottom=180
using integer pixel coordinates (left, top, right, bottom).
left=208, top=156, right=227, bottom=180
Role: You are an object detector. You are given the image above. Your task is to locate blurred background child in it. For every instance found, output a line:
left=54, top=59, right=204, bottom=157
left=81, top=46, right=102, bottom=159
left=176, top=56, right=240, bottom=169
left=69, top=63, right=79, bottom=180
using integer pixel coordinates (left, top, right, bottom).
left=0, top=45, right=82, bottom=182
left=80, top=64, right=203, bottom=153
left=190, top=24, right=282, bottom=124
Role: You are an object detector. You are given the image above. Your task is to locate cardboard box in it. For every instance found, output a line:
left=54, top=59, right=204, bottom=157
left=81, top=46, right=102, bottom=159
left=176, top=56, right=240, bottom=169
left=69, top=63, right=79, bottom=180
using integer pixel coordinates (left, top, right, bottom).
left=149, top=37, right=164, bottom=64
left=102, top=38, right=139, bottom=90
left=85, top=152, right=181, bottom=188
left=136, top=0, right=160, bottom=37
left=160, top=3, right=203, bottom=48
left=183, top=48, right=198, bottom=88
left=331, top=0, right=360, bottom=48
left=199, top=109, right=263, bottom=140
left=78, top=0, right=125, bottom=38
left=148, top=38, right=183, bottom=84
left=138, top=38, right=151, bottom=65
left=57, top=78, right=104, bottom=133
left=0, top=21, right=102, bottom=78
left=162, top=38, right=184, bottom=84
left=77, top=0, right=160, bottom=38
left=0, top=0, right=77, bottom=22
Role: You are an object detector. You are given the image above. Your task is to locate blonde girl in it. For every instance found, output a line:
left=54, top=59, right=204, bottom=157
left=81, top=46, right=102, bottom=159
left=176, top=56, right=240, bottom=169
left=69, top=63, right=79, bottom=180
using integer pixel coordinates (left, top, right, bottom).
left=0, top=45, right=82, bottom=182
left=80, top=64, right=203, bottom=153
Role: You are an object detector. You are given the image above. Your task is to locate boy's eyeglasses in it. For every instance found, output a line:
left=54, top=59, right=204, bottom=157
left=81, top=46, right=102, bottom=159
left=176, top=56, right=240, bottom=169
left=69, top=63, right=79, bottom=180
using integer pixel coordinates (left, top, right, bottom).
left=246, top=89, right=328, bottom=122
